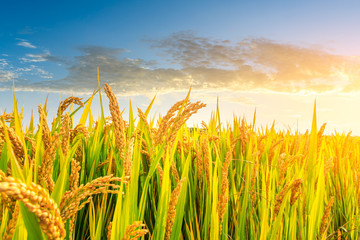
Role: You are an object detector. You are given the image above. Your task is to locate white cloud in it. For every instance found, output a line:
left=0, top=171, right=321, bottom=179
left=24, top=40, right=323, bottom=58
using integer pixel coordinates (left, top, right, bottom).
left=19, top=50, right=50, bottom=63
left=4, top=33, right=360, bottom=96
left=0, top=70, right=16, bottom=82
left=16, top=38, right=36, bottom=49
left=0, top=59, right=9, bottom=67
left=0, top=58, right=16, bottom=82
left=0, top=54, right=52, bottom=84
left=20, top=54, right=47, bottom=62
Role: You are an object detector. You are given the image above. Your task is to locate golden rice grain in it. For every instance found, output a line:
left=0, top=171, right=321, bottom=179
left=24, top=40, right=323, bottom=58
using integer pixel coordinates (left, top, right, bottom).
left=273, top=183, right=290, bottom=220
left=38, top=104, right=51, bottom=149
left=69, top=160, right=81, bottom=193
left=137, top=107, right=154, bottom=144
left=70, top=124, right=89, bottom=142
left=0, top=174, right=65, bottom=239
left=194, top=142, right=203, bottom=186
left=170, top=162, right=180, bottom=184
left=38, top=133, right=59, bottom=193
left=202, top=137, right=211, bottom=187
left=0, top=122, right=25, bottom=165
left=250, top=160, right=259, bottom=205
left=165, top=178, right=185, bottom=240
left=165, top=101, right=206, bottom=146
left=319, top=196, right=334, bottom=237
left=122, top=221, right=148, bottom=240
left=107, top=221, right=113, bottom=240
left=290, top=178, right=303, bottom=206
left=61, top=113, right=70, bottom=157
left=218, top=143, right=235, bottom=234
left=25, top=135, right=36, bottom=159
left=104, top=83, right=126, bottom=160
left=57, top=96, right=84, bottom=116
left=124, top=138, right=134, bottom=178
left=2, top=204, right=19, bottom=240
left=157, top=164, right=163, bottom=183
left=155, top=99, right=187, bottom=145
left=60, top=175, right=127, bottom=221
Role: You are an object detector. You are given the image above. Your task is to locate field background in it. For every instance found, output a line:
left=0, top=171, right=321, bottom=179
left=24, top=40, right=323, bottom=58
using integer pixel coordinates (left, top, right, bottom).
left=0, top=83, right=359, bottom=240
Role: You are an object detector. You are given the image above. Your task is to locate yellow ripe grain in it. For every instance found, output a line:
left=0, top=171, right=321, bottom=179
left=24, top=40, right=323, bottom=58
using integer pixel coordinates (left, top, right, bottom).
left=273, top=183, right=290, bottom=220
left=38, top=104, right=51, bottom=149
left=0, top=175, right=66, bottom=240
left=60, top=113, right=71, bottom=157
left=290, top=178, right=303, bottom=206
left=165, top=178, right=185, bottom=240
left=319, top=196, right=335, bottom=237
left=57, top=96, right=84, bottom=116
left=60, top=175, right=127, bottom=222
left=104, top=83, right=126, bottom=160
left=122, top=221, right=148, bottom=240
left=218, top=143, right=235, bottom=234
left=3, top=204, right=19, bottom=240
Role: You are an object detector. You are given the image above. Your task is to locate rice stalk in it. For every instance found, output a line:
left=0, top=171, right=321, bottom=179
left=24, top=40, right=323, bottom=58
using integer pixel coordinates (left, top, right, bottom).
left=104, top=83, right=126, bottom=160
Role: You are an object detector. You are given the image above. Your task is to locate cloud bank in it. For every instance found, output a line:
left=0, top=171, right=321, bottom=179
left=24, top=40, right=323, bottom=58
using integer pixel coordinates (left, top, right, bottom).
left=3, top=32, right=360, bottom=95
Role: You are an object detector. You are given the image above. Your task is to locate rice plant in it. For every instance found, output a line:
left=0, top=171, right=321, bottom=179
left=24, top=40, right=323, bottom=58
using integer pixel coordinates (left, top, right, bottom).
left=0, top=81, right=359, bottom=239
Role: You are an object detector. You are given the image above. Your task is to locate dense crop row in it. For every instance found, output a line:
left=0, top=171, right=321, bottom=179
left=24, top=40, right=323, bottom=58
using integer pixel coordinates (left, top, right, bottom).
left=0, top=83, right=359, bottom=239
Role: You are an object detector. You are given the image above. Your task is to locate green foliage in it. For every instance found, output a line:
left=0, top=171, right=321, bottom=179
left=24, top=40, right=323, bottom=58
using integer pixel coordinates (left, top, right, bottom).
left=0, top=86, right=358, bottom=240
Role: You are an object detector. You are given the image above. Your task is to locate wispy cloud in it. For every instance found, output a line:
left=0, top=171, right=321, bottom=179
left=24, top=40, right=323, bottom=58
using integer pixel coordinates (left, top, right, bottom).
left=0, top=59, right=17, bottom=83
left=18, top=26, right=36, bottom=35
left=0, top=56, right=52, bottom=84
left=15, top=46, right=188, bottom=94
left=16, top=38, right=36, bottom=49
left=5, top=32, right=360, bottom=95
left=147, top=32, right=360, bottom=93
left=19, top=50, right=50, bottom=63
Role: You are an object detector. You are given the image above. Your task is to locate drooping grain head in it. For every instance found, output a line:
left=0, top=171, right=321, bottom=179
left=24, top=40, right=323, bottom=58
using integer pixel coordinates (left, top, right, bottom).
left=0, top=121, right=25, bottom=165
left=155, top=99, right=187, bottom=145
left=60, top=175, right=128, bottom=222
left=0, top=174, right=66, bottom=239
left=57, top=97, right=84, bottom=116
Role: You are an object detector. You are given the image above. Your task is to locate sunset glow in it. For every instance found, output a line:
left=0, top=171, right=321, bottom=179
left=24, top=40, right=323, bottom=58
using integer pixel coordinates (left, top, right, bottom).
left=3, top=1, right=360, bottom=239
left=1, top=0, right=360, bottom=134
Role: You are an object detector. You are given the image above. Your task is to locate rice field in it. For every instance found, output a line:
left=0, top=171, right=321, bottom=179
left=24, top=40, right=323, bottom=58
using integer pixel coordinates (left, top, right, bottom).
left=0, top=82, right=359, bottom=240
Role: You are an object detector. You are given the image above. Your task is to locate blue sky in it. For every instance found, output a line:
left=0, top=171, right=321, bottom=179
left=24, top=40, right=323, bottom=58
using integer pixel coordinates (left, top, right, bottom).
left=2, top=0, right=360, bottom=134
